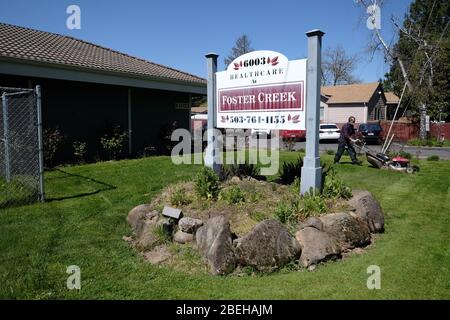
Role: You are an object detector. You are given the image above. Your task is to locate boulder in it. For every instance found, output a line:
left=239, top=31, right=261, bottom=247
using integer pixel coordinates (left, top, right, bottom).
left=297, top=216, right=323, bottom=231
left=173, top=230, right=194, bottom=244
left=137, top=216, right=174, bottom=250
left=127, top=204, right=158, bottom=235
left=233, top=219, right=301, bottom=271
left=179, top=217, right=203, bottom=234
left=196, top=215, right=236, bottom=275
left=295, top=227, right=341, bottom=267
left=348, top=190, right=384, bottom=233
left=319, top=212, right=371, bottom=250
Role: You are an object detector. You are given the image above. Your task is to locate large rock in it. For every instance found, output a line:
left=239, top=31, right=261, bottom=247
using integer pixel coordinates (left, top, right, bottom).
left=296, top=227, right=341, bottom=267
left=179, top=217, right=203, bottom=234
left=233, top=219, right=301, bottom=271
left=196, top=215, right=236, bottom=275
left=348, top=190, right=384, bottom=233
left=173, top=230, right=194, bottom=244
left=127, top=204, right=158, bottom=236
left=319, top=212, right=371, bottom=250
left=137, top=216, right=173, bottom=250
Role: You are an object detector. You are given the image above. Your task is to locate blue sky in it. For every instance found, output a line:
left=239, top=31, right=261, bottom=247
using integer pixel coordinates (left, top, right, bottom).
left=0, top=0, right=413, bottom=82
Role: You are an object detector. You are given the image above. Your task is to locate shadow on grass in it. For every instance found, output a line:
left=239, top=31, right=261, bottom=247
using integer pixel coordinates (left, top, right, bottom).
left=45, top=168, right=116, bottom=202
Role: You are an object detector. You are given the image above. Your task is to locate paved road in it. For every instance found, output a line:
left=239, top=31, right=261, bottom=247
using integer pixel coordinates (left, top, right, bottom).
left=282, top=139, right=450, bottom=159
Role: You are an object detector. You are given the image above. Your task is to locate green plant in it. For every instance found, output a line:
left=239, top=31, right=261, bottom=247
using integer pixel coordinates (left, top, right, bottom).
left=300, top=191, right=327, bottom=218
left=274, top=201, right=297, bottom=224
left=170, top=186, right=192, bottom=206
left=326, top=150, right=335, bottom=155
left=427, top=155, right=439, bottom=161
left=43, top=127, right=65, bottom=167
left=249, top=211, right=266, bottom=222
left=322, top=166, right=352, bottom=199
left=72, top=141, right=87, bottom=163
left=278, top=157, right=303, bottom=184
left=195, top=167, right=220, bottom=200
left=100, top=125, right=127, bottom=160
left=219, top=186, right=246, bottom=204
left=220, top=162, right=261, bottom=181
left=283, top=137, right=296, bottom=151
left=152, top=224, right=172, bottom=245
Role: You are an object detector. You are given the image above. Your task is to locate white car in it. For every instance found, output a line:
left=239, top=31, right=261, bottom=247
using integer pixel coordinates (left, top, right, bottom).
left=319, top=123, right=340, bottom=141
left=251, top=128, right=271, bottom=137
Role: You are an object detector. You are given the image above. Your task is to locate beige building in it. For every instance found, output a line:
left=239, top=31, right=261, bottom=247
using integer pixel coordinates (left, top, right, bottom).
left=321, top=82, right=387, bottom=124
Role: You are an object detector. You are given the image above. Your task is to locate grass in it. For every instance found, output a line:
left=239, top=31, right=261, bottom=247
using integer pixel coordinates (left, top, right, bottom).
left=0, top=153, right=449, bottom=299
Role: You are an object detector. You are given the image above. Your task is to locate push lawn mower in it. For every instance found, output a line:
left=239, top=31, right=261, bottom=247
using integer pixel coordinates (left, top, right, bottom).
left=351, top=139, right=419, bottom=174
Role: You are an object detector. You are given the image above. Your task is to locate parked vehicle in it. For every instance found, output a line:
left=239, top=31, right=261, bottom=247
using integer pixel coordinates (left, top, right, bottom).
left=280, top=129, right=306, bottom=141
left=357, top=122, right=383, bottom=144
left=319, top=123, right=340, bottom=141
left=251, top=128, right=271, bottom=137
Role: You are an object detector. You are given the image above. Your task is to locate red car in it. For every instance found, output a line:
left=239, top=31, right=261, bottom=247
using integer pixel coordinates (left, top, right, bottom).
left=280, top=130, right=306, bottom=141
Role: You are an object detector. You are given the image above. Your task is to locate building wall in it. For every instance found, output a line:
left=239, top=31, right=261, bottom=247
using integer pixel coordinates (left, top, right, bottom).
left=0, top=73, right=192, bottom=162
left=323, top=103, right=367, bottom=123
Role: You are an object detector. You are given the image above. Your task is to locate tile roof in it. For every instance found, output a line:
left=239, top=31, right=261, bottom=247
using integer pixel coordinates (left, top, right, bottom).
left=385, top=91, right=400, bottom=104
left=0, top=23, right=206, bottom=86
left=321, top=82, right=381, bottom=104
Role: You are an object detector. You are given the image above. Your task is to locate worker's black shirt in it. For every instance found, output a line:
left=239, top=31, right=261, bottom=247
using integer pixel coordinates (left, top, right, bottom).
left=338, top=122, right=356, bottom=144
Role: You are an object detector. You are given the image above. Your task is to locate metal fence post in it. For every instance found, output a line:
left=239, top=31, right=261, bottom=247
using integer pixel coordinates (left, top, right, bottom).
left=36, top=85, right=45, bottom=202
left=2, top=92, right=11, bottom=182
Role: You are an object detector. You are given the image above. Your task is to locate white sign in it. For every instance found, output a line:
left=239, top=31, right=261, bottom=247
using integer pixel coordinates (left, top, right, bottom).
left=216, top=50, right=307, bottom=130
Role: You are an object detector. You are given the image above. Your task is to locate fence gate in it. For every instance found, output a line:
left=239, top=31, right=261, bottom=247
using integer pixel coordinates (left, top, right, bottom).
left=0, top=86, right=44, bottom=208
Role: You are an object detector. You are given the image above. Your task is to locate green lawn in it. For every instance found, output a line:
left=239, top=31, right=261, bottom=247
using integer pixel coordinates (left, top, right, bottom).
left=0, top=153, right=449, bottom=299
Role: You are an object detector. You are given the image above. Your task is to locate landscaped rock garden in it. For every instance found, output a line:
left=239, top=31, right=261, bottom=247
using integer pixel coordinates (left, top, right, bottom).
left=124, top=164, right=385, bottom=275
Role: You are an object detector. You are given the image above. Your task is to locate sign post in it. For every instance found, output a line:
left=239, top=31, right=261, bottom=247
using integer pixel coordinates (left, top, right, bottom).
left=204, top=53, right=221, bottom=174
left=300, top=29, right=324, bottom=195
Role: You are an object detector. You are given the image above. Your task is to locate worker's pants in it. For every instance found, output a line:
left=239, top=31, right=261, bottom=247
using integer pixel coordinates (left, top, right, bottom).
left=334, top=141, right=357, bottom=163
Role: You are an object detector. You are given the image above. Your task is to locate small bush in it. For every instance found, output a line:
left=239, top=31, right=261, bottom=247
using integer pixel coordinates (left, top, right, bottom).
left=43, top=128, right=65, bottom=167
left=274, top=201, right=297, bottom=224
left=389, top=151, right=412, bottom=160
left=279, top=157, right=303, bottom=184
left=283, top=137, right=296, bottom=151
left=72, top=141, right=87, bottom=163
left=220, top=162, right=260, bottom=181
left=152, top=224, right=172, bottom=245
left=195, top=167, right=220, bottom=200
left=322, top=166, right=352, bottom=199
left=300, top=191, right=327, bottom=218
left=170, top=186, right=192, bottom=206
left=219, top=186, right=246, bottom=204
left=100, top=125, right=127, bottom=160
left=326, top=150, right=335, bottom=155
left=427, top=155, right=439, bottom=161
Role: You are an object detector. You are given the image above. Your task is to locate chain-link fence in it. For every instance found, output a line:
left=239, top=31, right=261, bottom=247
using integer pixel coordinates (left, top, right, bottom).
left=0, top=86, right=44, bottom=208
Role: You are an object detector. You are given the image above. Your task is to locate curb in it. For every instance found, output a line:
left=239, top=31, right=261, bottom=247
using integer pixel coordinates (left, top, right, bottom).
left=403, top=145, right=450, bottom=151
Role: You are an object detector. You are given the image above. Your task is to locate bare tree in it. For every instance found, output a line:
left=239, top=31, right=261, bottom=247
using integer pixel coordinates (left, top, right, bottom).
left=322, top=45, right=361, bottom=86
left=224, top=34, right=254, bottom=67
left=355, top=0, right=448, bottom=139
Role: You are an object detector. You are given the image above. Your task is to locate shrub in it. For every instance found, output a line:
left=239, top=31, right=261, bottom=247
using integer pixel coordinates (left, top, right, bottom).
left=278, top=157, right=303, bottom=184
left=72, top=141, right=87, bottom=163
left=152, top=224, right=172, bottom=245
left=300, top=191, right=327, bottom=218
left=389, top=151, right=412, bottom=160
left=220, top=162, right=260, bottom=181
left=322, top=166, right=352, bottom=199
left=195, top=167, right=219, bottom=200
left=219, top=186, right=246, bottom=204
left=170, top=186, right=192, bottom=206
left=427, top=155, right=439, bottom=161
left=274, top=201, right=297, bottom=224
left=283, top=137, right=296, bottom=151
left=43, top=128, right=65, bottom=167
left=100, top=125, right=127, bottom=160
left=326, top=150, right=335, bottom=155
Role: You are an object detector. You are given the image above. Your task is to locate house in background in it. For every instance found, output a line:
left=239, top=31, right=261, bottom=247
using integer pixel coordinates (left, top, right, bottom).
left=0, top=23, right=206, bottom=161
left=384, top=91, right=404, bottom=120
left=321, top=82, right=387, bottom=124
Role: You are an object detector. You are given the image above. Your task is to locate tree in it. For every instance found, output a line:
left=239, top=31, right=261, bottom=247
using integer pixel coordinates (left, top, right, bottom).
left=356, top=0, right=450, bottom=139
left=224, top=35, right=254, bottom=67
left=322, top=45, right=361, bottom=86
